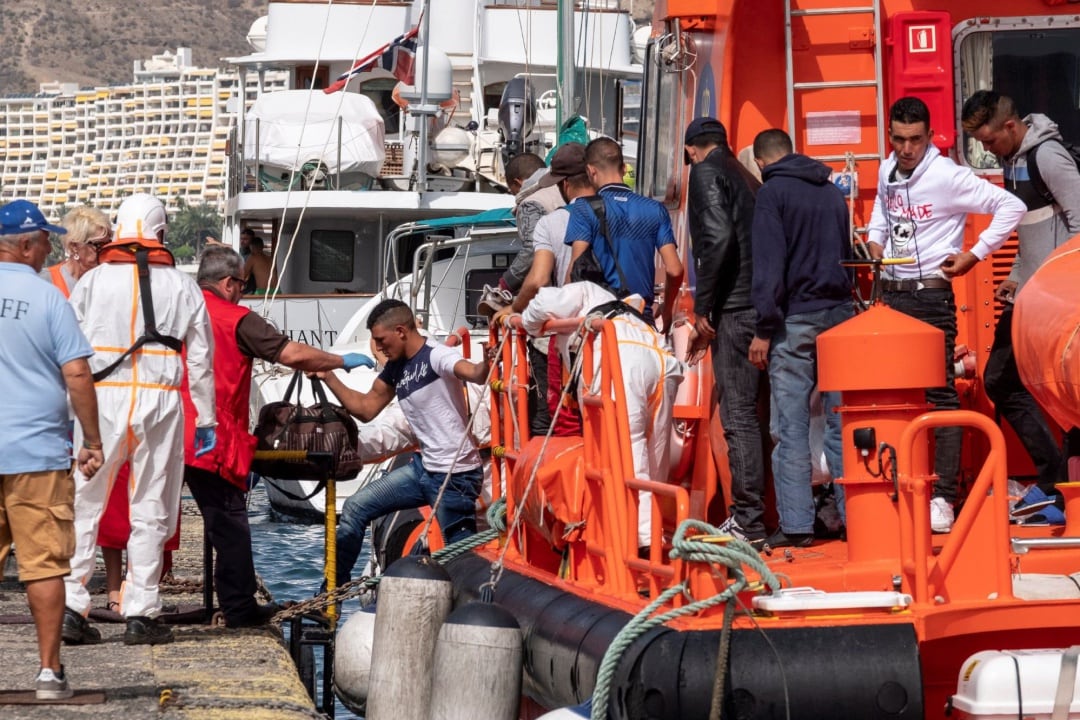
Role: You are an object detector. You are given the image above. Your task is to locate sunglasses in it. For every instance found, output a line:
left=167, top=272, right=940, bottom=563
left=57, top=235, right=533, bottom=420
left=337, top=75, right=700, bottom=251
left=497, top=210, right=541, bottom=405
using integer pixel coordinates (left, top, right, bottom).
left=229, top=276, right=246, bottom=286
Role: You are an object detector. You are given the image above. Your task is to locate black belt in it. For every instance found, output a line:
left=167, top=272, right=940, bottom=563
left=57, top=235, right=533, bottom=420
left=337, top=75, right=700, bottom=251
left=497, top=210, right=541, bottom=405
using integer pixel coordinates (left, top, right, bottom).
left=881, top=277, right=952, bottom=292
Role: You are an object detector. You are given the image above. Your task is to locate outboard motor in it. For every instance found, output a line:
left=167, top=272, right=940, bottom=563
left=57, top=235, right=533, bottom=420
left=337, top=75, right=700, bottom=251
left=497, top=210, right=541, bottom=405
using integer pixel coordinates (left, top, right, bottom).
left=498, top=77, right=536, bottom=166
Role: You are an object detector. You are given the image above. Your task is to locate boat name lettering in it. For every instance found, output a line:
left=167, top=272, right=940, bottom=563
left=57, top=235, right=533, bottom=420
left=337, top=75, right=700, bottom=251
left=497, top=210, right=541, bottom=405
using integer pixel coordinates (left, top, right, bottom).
left=286, top=329, right=338, bottom=347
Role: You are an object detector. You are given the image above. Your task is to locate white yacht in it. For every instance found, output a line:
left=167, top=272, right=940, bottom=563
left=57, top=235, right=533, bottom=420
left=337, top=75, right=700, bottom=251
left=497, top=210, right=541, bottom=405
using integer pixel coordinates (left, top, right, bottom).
left=224, top=0, right=643, bottom=519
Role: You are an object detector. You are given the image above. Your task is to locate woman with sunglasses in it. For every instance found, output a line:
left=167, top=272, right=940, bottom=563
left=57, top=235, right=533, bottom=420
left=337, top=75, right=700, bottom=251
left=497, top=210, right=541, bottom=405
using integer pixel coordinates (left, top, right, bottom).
left=40, top=205, right=112, bottom=298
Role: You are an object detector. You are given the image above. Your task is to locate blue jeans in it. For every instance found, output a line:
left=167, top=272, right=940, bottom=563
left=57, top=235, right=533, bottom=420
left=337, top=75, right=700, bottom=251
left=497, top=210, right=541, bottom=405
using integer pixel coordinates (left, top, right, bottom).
left=335, top=454, right=482, bottom=585
left=769, top=303, right=854, bottom=535
left=883, top=288, right=961, bottom=502
left=711, top=308, right=767, bottom=537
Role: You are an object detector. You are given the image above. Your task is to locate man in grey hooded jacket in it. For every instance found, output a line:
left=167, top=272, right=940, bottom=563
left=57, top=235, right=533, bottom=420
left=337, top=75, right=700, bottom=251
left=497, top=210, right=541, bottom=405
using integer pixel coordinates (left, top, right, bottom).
left=962, top=90, right=1080, bottom=496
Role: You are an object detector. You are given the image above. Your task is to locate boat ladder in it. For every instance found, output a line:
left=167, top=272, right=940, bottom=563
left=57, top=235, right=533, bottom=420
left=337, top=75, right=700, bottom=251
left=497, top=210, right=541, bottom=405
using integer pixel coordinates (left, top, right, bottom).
left=783, top=0, right=885, bottom=164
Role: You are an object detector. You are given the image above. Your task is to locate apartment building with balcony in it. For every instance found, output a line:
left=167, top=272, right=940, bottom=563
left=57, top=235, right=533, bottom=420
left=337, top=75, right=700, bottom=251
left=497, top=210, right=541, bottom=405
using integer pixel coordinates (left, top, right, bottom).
left=0, top=48, right=286, bottom=218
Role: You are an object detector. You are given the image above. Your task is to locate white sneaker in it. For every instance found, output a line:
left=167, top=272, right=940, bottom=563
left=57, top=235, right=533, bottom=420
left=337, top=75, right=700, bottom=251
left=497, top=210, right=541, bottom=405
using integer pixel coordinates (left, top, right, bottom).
left=477, top=283, right=513, bottom=318
left=36, top=666, right=73, bottom=700
left=930, top=497, right=955, bottom=533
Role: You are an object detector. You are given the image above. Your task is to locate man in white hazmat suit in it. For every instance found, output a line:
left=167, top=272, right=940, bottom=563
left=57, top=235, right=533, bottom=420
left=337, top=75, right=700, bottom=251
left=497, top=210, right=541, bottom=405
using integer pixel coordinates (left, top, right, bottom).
left=519, top=281, right=683, bottom=548
left=62, top=193, right=217, bottom=646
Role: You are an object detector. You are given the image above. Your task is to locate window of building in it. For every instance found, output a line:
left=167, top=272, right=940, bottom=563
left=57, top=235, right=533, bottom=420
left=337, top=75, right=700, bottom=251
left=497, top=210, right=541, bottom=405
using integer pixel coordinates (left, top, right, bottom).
left=957, top=17, right=1080, bottom=169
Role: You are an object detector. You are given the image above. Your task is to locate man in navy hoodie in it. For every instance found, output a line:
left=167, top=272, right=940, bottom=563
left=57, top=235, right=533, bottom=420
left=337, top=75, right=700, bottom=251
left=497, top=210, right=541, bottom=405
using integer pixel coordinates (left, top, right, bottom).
left=749, top=129, right=854, bottom=549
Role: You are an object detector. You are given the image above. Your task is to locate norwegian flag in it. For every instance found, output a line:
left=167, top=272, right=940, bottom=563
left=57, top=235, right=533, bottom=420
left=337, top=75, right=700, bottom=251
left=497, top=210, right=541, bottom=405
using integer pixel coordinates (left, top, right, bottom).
left=324, top=26, right=419, bottom=94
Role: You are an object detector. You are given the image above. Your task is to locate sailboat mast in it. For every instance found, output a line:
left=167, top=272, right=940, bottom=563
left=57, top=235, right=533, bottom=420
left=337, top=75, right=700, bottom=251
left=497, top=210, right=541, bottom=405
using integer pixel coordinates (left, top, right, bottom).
left=557, top=0, right=575, bottom=131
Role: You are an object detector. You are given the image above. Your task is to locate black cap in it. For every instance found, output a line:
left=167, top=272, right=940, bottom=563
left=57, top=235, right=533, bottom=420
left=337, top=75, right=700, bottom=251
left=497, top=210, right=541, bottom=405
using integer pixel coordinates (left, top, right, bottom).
left=683, top=116, right=728, bottom=164
left=538, top=142, right=588, bottom=188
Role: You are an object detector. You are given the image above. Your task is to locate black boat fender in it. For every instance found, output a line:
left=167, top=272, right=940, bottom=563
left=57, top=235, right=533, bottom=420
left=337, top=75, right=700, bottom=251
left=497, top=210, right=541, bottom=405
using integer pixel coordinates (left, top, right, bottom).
left=444, top=552, right=924, bottom=719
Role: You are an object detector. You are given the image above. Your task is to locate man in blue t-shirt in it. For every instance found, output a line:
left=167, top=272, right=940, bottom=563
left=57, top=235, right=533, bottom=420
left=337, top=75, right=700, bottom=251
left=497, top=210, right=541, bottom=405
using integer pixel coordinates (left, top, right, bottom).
left=0, top=199, right=104, bottom=700
left=317, top=299, right=492, bottom=586
left=564, top=137, right=684, bottom=330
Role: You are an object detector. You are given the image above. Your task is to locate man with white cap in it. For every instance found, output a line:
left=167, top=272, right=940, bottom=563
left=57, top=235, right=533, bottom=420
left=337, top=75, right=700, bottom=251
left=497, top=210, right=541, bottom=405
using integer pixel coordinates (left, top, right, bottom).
left=63, top=193, right=217, bottom=646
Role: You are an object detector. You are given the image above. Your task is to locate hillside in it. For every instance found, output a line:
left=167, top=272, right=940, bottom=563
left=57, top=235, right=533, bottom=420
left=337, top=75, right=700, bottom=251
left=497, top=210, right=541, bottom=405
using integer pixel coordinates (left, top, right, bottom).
left=0, top=1, right=656, bottom=95
left=0, top=0, right=265, bottom=94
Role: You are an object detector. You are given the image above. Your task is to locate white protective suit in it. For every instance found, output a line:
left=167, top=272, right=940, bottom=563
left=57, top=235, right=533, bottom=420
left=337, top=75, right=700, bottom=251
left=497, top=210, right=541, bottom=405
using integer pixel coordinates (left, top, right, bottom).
left=66, top=261, right=216, bottom=618
left=521, top=281, right=683, bottom=546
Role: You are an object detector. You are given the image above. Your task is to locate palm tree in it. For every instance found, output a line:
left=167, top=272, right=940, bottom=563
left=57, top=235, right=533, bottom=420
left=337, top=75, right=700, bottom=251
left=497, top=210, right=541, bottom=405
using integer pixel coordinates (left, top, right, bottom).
left=168, top=198, right=222, bottom=256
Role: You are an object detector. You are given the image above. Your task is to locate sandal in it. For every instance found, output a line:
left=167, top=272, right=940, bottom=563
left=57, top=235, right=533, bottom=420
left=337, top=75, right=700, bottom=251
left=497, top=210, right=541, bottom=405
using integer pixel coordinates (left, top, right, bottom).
left=106, top=601, right=120, bottom=613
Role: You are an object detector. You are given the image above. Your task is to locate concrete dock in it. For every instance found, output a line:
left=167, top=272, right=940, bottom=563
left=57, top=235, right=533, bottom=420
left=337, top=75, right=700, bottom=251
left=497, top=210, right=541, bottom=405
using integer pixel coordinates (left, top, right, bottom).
left=0, top=498, right=322, bottom=719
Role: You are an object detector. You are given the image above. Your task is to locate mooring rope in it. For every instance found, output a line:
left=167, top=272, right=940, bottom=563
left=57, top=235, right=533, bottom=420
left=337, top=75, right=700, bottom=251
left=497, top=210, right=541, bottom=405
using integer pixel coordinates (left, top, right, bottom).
left=589, top=519, right=781, bottom=720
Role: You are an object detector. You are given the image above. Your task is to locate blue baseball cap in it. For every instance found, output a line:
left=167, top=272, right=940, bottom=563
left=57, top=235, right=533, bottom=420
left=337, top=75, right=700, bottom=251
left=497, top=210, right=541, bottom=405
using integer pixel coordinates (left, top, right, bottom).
left=0, top=199, right=66, bottom=236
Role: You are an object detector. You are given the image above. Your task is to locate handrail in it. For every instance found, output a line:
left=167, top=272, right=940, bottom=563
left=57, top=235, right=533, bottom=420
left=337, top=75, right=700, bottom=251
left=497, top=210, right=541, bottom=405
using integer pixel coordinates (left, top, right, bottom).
left=897, top=410, right=1011, bottom=605
left=490, top=312, right=690, bottom=601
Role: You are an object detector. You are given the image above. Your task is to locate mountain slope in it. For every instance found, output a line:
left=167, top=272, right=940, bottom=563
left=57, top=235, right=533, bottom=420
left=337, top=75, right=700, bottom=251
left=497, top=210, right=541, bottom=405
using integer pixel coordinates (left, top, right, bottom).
left=0, top=0, right=264, bottom=94
left=0, top=1, right=655, bottom=95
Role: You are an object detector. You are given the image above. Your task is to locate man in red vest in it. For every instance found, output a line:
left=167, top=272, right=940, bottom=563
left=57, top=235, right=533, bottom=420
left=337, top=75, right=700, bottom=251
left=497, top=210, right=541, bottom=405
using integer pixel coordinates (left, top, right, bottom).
left=182, top=245, right=373, bottom=627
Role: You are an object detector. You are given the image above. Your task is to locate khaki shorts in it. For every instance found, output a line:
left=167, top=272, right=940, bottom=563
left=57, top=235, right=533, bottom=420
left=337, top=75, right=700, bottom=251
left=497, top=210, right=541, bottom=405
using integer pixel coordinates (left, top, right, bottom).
left=0, top=469, right=75, bottom=582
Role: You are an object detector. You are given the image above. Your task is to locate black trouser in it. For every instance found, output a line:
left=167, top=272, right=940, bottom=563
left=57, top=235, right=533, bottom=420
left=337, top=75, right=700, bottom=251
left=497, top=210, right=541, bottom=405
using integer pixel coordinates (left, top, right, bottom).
left=184, top=465, right=258, bottom=625
left=528, top=342, right=551, bottom=437
left=983, top=306, right=1063, bottom=493
left=883, top=288, right=961, bottom=502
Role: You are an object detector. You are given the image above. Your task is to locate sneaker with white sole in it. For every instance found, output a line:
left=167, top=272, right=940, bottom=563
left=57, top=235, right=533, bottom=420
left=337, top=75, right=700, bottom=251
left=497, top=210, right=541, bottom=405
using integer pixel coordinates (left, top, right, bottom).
left=36, top=666, right=73, bottom=701
left=476, top=284, right=513, bottom=319
left=717, top=515, right=766, bottom=549
left=930, top=497, right=955, bottom=533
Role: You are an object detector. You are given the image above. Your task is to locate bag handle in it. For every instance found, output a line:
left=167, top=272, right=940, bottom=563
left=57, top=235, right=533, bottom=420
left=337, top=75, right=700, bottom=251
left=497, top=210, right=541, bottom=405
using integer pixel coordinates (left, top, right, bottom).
left=308, top=375, right=332, bottom=406
left=283, top=370, right=303, bottom=404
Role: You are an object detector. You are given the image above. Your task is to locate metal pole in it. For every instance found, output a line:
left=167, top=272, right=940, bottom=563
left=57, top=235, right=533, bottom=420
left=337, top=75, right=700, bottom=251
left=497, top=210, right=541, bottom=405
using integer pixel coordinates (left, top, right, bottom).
left=557, top=0, right=575, bottom=131
left=417, top=0, right=433, bottom=193
left=336, top=116, right=342, bottom=190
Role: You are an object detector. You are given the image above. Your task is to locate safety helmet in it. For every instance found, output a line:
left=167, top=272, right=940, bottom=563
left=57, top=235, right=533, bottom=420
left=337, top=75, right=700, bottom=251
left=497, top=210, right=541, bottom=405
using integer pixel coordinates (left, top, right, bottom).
left=114, top=193, right=168, bottom=242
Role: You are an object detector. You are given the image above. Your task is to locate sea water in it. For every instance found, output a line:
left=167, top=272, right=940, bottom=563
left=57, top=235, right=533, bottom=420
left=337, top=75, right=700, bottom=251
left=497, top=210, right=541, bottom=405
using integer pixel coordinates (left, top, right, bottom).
left=248, top=483, right=364, bottom=718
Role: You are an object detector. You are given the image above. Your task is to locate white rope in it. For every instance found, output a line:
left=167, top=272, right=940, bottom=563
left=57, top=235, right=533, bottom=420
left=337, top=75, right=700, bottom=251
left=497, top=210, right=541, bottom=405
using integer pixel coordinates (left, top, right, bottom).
left=486, top=313, right=597, bottom=592
left=417, top=330, right=511, bottom=542
left=260, top=0, right=383, bottom=319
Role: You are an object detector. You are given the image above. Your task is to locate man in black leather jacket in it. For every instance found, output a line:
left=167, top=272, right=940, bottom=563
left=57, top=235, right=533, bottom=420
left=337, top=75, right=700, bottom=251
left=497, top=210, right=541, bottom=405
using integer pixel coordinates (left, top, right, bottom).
left=684, top=117, right=768, bottom=547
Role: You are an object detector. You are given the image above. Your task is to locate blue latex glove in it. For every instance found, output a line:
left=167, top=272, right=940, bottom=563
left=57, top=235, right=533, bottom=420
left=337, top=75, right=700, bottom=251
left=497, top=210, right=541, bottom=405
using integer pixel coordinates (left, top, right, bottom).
left=342, top=353, right=376, bottom=371
left=194, top=427, right=217, bottom=458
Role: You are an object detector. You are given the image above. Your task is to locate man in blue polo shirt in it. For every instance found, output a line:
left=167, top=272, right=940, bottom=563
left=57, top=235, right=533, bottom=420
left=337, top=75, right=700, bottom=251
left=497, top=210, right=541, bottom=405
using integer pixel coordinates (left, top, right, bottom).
left=565, top=137, right=684, bottom=331
left=0, top=199, right=104, bottom=700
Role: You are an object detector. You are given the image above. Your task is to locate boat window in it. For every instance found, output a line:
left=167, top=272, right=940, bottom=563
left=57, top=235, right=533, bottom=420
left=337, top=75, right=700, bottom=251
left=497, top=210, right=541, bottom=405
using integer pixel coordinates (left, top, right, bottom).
left=391, top=230, right=457, bottom=279
left=358, top=78, right=401, bottom=136
left=956, top=18, right=1080, bottom=169
left=638, top=39, right=680, bottom=205
left=309, top=229, right=354, bottom=283
left=483, top=82, right=507, bottom=126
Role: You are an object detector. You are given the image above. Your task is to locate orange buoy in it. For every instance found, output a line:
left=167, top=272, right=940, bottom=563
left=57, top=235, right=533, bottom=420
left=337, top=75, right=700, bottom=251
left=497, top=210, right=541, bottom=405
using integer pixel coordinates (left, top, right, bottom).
left=1013, top=234, right=1080, bottom=432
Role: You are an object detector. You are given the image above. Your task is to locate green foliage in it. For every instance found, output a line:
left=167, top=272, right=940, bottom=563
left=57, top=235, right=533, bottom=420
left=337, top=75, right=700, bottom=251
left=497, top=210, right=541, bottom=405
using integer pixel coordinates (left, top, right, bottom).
left=168, top=198, right=222, bottom=259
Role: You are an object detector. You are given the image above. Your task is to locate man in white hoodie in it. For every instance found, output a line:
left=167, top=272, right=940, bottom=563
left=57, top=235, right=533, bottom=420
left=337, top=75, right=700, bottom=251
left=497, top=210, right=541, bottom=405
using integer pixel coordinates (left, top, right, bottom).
left=867, top=96, right=1026, bottom=533
left=961, top=91, right=1080, bottom=501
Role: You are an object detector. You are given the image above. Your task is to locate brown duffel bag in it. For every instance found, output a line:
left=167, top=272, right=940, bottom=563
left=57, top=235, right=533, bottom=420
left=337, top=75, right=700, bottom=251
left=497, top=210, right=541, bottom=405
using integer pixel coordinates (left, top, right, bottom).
left=253, top=371, right=363, bottom=481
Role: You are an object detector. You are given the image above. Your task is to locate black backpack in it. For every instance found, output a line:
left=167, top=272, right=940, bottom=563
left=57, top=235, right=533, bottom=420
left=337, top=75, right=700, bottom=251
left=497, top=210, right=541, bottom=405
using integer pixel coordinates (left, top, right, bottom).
left=1027, top=138, right=1080, bottom=205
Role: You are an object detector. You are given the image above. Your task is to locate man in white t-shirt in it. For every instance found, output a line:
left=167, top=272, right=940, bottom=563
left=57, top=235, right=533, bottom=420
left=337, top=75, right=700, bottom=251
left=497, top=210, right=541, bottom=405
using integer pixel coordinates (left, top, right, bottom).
left=317, top=299, right=491, bottom=585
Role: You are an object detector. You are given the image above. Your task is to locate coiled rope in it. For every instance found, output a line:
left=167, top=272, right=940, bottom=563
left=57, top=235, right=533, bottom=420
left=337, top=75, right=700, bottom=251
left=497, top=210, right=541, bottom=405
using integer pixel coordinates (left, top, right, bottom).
left=590, top=518, right=781, bottom=720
